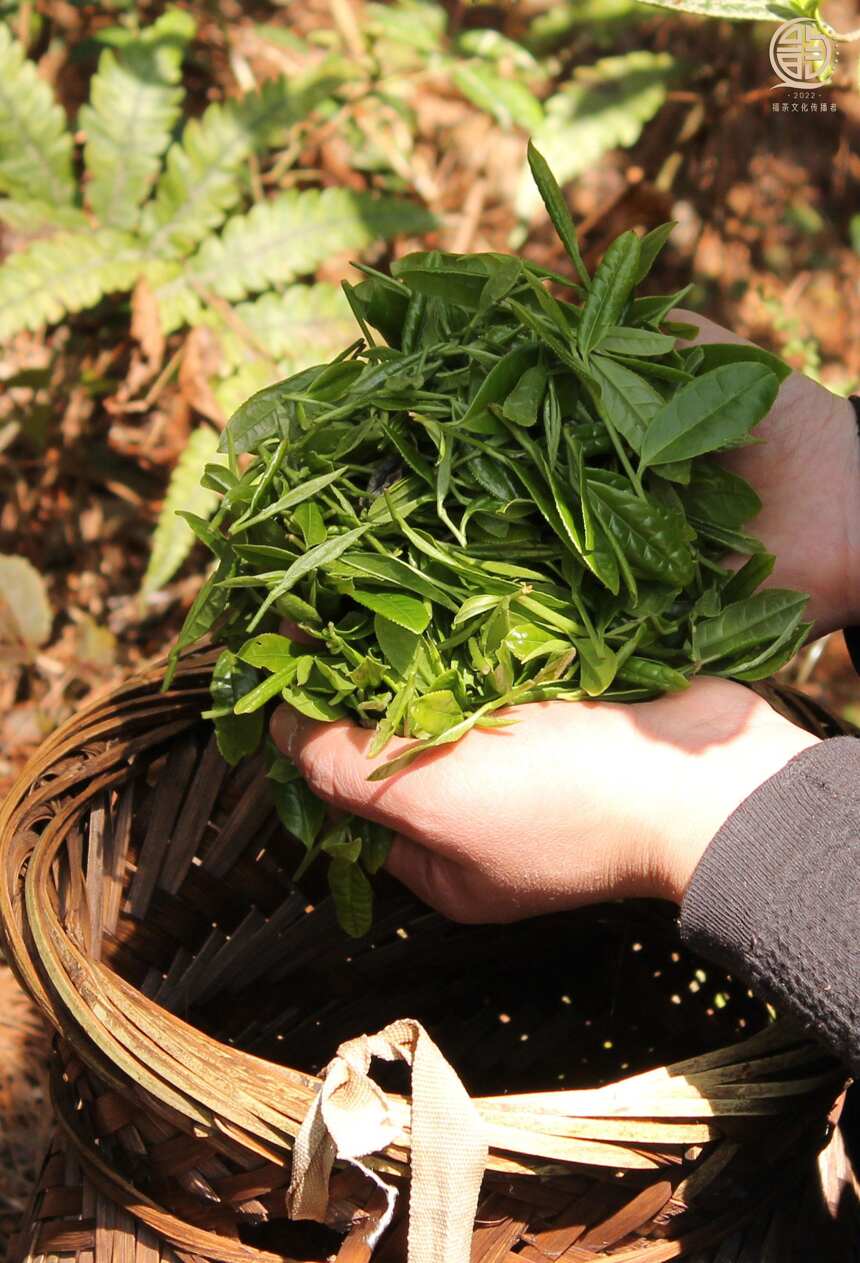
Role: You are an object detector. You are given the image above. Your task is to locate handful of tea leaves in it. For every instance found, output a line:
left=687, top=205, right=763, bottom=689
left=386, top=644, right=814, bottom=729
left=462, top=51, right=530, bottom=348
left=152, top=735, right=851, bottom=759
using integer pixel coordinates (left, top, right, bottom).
left=168, top=145, right=809, bottom=935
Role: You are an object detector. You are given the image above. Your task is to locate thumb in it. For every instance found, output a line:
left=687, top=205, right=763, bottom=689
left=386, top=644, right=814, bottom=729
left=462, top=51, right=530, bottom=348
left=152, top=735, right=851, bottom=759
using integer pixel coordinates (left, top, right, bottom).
left=270, top=704, right=418, bottom=829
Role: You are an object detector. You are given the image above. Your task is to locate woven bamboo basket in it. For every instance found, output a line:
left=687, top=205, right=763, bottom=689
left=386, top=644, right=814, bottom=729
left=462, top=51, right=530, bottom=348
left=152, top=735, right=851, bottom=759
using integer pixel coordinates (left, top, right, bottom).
left=1, top=649, right=858, bottom=1263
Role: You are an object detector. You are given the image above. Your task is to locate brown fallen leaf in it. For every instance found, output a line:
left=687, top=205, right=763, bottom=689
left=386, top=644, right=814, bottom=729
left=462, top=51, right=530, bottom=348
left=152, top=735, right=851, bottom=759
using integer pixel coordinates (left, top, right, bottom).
left=131, top=276, right=166, bottom=373
left=179, top=326, right=226, bottom=426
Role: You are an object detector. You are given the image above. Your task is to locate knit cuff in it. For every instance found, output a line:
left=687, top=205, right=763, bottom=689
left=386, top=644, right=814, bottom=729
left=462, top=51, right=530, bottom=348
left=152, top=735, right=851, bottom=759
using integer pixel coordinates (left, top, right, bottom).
left=680, top=736, right=860, bottom=1072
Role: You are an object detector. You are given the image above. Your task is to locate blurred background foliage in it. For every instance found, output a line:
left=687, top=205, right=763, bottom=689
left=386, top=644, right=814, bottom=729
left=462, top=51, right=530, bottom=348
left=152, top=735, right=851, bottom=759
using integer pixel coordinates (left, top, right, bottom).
left=0, top=0, right=859, bottom=796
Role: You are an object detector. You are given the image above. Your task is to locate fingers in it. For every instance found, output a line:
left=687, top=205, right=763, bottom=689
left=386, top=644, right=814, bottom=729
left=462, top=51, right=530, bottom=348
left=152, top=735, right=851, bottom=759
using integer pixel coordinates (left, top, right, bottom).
left=672, top=308, right=749, bottom=349
left=270, top=704, right=436, bottom=832
left=385, top=835, right=486, bottom=923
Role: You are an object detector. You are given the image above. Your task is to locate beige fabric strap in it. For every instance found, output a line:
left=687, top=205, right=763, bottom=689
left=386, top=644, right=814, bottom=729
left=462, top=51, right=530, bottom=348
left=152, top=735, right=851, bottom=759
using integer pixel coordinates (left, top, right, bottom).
left=287, top=1017, right=488, bottom=1262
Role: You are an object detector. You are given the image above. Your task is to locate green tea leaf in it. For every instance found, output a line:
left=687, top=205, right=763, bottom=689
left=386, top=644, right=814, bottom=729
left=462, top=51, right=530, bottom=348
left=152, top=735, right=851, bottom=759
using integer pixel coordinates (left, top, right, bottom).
left=374, top=614, right=420, bottom=676
left=461, top=344, right=537, bottom=426
left=692, top=589, right=809, bottom=665
left=591, top=356, right=662, bottom=452
left=210, top=650, right=264, bottom=763
left=392, top=251, right=496, bottom=309
left=617, top=657, right=689, bottom=691
left=503, top=364, right=548, bottom=427
left=361, top=822, right=392, bottom=874
left=589, top=479, right=696, bottom=586
left=721, top=553, right=775, bottom=604
left=573, top=637, right=618, bottom=695
left=681, top=461, right=762, bottom=528
left=693, top=342, right=792, bottom=383
left=688, top=518, right=767, bottom=556
left=517, top=53, right=675, bottom=223
left=322, top=830, right=362, bottom=863
left=333, top=552, right=458, bottom=610
left=352, top=589, right=431, bottom=633
left=280, top=687, right=344, bottom=722
left=294, top=501, right=327, bottom=548
left=596, top=326, right=677, bottom=357
left=722, top=620, right=811, bottom=682
left=230, top=469, right=344, bottom=535
left=505, top=622, right=570, bottom=662
left=273, top=778, right=326, bottom=849
left=526, top=141, right=590, bottom=287
left=578, top=232, right=641, bottom=357
left=239, top=633, right=307, bottom=671
left=640, top=364, right=779, bottom=466
left=233, top=666, right=299, bottom=714
left=411, top=688, right=464, bottom=737
left=248, top=525, right=369, bottom=628
left=328, top=858, right=373, bottom=937
left=634, top=222, right=676, bottom=282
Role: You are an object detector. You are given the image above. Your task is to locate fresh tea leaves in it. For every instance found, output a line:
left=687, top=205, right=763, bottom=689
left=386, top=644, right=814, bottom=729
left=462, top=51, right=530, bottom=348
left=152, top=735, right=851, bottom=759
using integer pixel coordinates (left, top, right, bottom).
left=170, top=148, right=808, bottom=935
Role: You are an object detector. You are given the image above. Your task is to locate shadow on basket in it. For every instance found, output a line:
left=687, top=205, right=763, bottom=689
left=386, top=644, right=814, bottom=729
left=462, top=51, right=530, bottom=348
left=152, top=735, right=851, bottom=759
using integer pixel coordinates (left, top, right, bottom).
left=0, top=650, right=857, bottom=1262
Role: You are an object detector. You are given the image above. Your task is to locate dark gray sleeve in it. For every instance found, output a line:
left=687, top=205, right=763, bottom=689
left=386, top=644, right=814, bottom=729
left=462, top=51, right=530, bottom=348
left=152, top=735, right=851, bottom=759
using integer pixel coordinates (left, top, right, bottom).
left=680, top=736, right=860, bottom=1073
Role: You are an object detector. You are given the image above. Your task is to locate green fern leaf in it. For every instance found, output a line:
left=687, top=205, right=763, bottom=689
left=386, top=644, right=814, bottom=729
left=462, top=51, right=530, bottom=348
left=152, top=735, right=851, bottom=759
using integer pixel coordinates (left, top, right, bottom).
left=526, top=0, right=644, bottom=54
left=213, top=362, right=276, bottom=421
left=209, top=285, right=364, bottom=420
left=450, top=61, right=544, bottom=131
left=231, top=285, right=357, bottom=362
left=143, top=258, right=203, bottom=334
left=140, top=69, right=346, bottom=258
left=186, top=188, right=435, bottom=303
left=0, top=199, right=87, bottom=231
left=515, top=52, right=676, bottom=222
left=81, top=8, right=195, bottom=230
left=0, top=229, right=141, bottom=338
left=0, top=25, right=74, bottom=206
left=142, top=425, right=224, bottom=595
left=366, top=0, right=448, bottom=54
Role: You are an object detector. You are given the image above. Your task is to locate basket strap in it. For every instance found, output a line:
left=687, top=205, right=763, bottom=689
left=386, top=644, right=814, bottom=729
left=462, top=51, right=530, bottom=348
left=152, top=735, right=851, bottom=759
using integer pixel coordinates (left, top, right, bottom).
left=288, top=1017, right=488, bottom=1262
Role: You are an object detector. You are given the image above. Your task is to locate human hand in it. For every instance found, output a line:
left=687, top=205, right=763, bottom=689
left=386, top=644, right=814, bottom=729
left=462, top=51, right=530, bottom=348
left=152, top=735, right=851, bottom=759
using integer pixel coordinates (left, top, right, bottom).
left=678, top=311, right=860, bottom=634
left=272, top=680, right=817, bottom=923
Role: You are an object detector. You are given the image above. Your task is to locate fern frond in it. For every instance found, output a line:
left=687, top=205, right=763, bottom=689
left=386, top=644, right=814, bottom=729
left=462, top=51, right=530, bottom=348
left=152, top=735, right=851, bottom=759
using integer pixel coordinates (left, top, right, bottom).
left=0, top=229, right=141, bottom=338
left=206, top=286, right=358, bottom=424
left=218, top=281, right=358, bottom=366
left=451, top=61, right=544, bottom=131
left=140, top=68, right=346, bottom=258
left=146, top=258, right=204, bottom=334
left=515, top=51, right=675, bottom=221
left=214, top=362, right=275, bottom=422
left=81, top=8, right=194, bottom=230
left=0, top=26, right=74, bottom=206
left=187, top=188, right=435, bottom=303
left=142, top=425, right=223, bottom=595
left=0, top=199, right=87, bottom=231
left=231, top=285, right=357, bottom=363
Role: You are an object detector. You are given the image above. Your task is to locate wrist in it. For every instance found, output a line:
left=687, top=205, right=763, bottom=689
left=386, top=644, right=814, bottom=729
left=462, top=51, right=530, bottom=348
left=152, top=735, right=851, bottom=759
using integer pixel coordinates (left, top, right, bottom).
left=824, top=393, right=860, bottom=630
left=843, top=395, right=860, bottom=630
left=788, top=390, right=860, bottom=633
left=647, top=711, right=819, bottom=906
